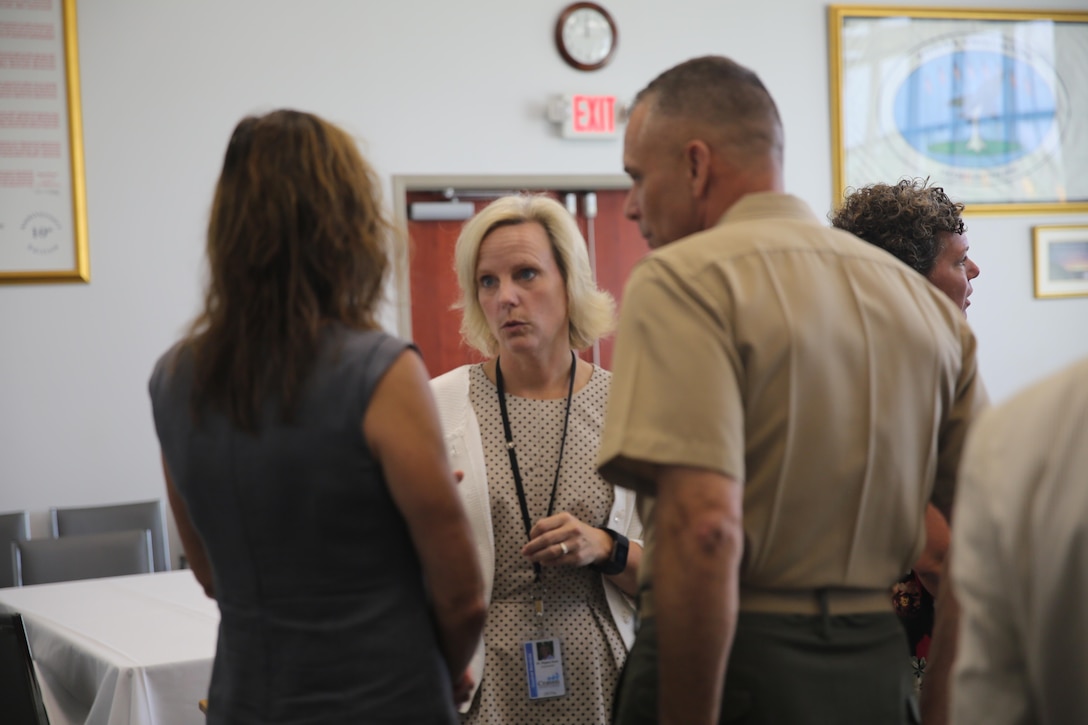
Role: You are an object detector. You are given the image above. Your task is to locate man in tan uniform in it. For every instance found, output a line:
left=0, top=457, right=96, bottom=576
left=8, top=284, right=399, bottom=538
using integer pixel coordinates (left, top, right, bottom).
left=597, top=55, right=987, bottom=725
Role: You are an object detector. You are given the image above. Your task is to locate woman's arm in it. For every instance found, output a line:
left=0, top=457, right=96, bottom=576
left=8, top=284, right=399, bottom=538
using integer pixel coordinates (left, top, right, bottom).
left=914, top=503, right=950, bottom=596
left=162, top=456, right=215, bottom=598
left=364, top=349, right=487, bottom=681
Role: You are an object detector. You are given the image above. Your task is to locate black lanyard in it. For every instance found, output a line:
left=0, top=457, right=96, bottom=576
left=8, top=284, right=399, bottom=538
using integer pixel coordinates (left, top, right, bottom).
left=495, top=350, right=576, bottom=583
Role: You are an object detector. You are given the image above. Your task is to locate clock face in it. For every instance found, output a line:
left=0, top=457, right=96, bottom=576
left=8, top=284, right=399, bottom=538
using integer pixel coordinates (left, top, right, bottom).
left=562, top=9, right=613, bottom=64
left=556, top=3, right=617, bottom=71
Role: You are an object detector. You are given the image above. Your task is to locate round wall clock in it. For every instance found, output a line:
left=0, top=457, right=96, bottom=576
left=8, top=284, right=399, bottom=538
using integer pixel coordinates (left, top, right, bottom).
left=555, top=2, right=618, bottom=72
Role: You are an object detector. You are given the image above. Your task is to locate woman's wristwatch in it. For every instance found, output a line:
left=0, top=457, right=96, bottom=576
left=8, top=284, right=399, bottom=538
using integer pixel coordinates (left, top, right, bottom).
left=590, top=526, right=629, bottom=575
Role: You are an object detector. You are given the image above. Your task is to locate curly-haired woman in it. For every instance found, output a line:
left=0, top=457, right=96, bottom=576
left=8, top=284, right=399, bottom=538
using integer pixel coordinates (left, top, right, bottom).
left=832, top=178, right=980, bottom=311
left=832, top=177, right=980, bottom=694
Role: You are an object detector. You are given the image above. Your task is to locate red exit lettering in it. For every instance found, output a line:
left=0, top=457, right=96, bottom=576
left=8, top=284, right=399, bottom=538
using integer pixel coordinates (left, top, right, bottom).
left=572, top=95, right=616, bottom=134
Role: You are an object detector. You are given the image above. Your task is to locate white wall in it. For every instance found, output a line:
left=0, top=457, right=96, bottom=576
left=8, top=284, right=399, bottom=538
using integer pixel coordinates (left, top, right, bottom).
left=2, top=0, right=1086, bottom=556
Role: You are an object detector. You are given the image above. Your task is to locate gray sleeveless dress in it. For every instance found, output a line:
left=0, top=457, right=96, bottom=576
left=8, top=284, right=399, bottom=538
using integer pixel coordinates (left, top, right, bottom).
left=149, top=326, right=457, bottom=724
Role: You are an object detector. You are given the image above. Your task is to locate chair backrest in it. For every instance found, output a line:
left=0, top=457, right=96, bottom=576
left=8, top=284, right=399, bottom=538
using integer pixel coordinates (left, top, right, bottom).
left=0, top=511, right=30, bottom=588
left=12, top=529, right=154, bottom=587
left=0, top=614, right=50, bottom=724
left=51, top=499, right=170, bottom=572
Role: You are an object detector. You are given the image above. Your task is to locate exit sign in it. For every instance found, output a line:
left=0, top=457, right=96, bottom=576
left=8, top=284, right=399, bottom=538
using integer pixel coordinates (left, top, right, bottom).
left=556, top=94, right=620, bottom=140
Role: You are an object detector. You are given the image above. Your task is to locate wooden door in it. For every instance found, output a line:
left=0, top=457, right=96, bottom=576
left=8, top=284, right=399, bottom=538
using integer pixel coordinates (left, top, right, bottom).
left=406, top=188, right=647, bottom=378
left=406, top=191, right=491, bottom=377
left=577, top=189, right=646, bottom=371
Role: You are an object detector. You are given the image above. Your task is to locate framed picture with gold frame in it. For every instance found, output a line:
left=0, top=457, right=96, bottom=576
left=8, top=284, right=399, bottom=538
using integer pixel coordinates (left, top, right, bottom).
left=828, top=6, right=1088, bottom=215
left=1033, top=224, right=1088, bottom=299
left=0, top=0, right=89, bottom=284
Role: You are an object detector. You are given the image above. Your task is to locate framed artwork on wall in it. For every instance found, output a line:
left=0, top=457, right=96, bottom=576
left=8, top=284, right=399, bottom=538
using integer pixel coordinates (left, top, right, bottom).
left=0, top=0, right=90, bottom=284
left=1033, top=225, right=1088, bottom=299
left=828, top=6, right=1088, bottom=215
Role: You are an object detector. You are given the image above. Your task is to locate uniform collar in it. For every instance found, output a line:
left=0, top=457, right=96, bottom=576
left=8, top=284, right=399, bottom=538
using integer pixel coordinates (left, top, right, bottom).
left=715, top=192, right=818, bottom=226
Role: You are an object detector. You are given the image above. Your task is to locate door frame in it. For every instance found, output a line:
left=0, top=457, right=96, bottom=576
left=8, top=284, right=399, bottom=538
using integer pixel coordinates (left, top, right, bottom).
left=391, top=174, right=631, bottom=340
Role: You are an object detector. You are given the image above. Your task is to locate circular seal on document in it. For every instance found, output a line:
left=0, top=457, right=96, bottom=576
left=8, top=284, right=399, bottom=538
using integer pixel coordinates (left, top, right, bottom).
left=20, top=211, right=63, bottom=255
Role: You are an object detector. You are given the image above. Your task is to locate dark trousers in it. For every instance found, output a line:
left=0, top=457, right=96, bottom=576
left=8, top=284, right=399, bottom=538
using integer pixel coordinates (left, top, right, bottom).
left=614, top=612, right=919, bottom=725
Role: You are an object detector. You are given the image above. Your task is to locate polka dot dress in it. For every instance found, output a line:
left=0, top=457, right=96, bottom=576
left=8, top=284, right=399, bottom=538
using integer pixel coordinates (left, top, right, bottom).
left=463, top=363, right=626, bottom=725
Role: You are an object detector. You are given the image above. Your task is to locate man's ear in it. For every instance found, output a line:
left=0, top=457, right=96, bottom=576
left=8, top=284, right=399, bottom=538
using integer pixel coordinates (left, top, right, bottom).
left=685, top=139, right=712, bottom=199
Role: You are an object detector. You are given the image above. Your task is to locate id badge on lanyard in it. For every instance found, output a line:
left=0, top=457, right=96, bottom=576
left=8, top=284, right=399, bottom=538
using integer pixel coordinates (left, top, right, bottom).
left=497, top=353, right=576, bottom=701
left=524, top=637, right=566, bottom=699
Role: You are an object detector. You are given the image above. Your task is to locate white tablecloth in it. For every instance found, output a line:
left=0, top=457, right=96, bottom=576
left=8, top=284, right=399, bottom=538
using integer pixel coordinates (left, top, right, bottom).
left=0, top=570, right=219, bottom=725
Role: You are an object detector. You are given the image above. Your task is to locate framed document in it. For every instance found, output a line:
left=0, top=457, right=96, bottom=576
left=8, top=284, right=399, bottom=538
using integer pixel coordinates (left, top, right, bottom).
left=0, top=0, right=89, bottom=283
left=1033, top=224, right=1088, bottom=299
left=829, top=6, right=1088, bottom=214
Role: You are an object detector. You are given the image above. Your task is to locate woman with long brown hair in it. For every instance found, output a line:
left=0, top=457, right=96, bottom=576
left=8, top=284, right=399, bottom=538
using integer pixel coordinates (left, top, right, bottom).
left=149, top=110, right=485, bottom=723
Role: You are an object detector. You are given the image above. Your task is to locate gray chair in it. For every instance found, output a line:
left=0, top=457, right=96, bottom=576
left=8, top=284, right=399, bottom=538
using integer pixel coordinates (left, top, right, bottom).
left=12, top=529, right=154, bottom=587
left=0, top=614, right=50, bottom=724
left=0, top=511, right=30, bottom=588
left=51, top=499, right=171, bottom=572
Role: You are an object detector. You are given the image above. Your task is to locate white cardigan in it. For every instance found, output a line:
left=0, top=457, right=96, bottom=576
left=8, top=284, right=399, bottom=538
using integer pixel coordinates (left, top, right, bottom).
left=431, top=364, right=641, bottom=713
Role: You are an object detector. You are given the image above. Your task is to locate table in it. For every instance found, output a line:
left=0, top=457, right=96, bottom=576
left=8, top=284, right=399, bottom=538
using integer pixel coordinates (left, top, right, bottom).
left=0, top=570, right=218, bottom=725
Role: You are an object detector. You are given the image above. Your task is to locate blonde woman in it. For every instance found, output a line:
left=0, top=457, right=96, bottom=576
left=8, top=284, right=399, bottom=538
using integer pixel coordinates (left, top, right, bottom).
left=431, top=194, right=642, bottom=724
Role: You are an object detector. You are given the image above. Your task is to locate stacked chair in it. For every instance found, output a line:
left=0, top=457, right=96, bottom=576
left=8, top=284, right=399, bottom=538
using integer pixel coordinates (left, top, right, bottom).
left=12, top=529, right=154, bottom=586
left=0, top=511, right=30, bottom=588
left=5, top=499, right=170, bottom=587
left=51, top=499, right=171, bottom=573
